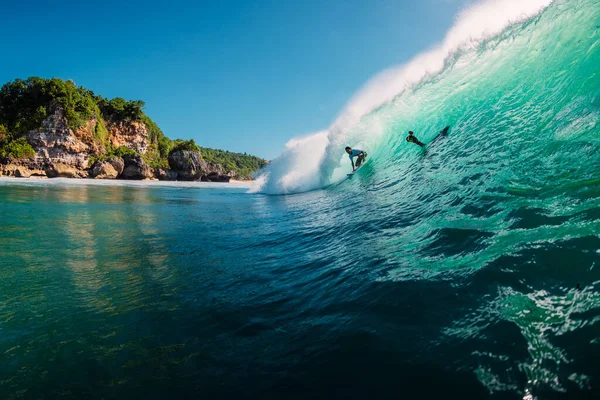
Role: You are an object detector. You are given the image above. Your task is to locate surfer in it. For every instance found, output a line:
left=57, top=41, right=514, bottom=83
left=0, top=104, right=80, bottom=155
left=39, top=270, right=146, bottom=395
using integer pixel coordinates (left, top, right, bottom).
left=406, top=126, right=450, bottom=147
left=345, top=146, right=366, bottom=171
left=406, top=131, right=425, bottom=147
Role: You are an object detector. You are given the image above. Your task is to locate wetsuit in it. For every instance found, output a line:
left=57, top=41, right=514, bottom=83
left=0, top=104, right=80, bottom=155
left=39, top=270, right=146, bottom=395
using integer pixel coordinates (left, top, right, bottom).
left=406, top=133, right=424, bottom=147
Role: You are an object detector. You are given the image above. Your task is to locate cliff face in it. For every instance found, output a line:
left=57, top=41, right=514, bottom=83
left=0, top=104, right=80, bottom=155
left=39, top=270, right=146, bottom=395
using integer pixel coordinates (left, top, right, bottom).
left=0, top=108, right=233, bottom=182
left=108, top=120, right=149, bottom=154
left=25, top=108, right=91, bottom=170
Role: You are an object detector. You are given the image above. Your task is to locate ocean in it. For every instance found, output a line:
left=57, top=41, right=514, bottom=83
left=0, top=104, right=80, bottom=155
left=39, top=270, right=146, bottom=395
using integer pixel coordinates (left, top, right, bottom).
left=1, top=0, right=600, bottom=398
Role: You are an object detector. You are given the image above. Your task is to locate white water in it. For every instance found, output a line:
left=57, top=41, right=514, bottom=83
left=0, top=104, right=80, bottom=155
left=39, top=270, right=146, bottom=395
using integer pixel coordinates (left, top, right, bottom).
left=251, top=0, right=553, bottom=195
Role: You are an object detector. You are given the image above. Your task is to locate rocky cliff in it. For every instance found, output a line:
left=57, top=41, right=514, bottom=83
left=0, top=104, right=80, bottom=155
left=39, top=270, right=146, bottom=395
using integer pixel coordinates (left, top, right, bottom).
left=0, top=107, right=235, bottom=182
left=0, top=77, right=266, bottom=181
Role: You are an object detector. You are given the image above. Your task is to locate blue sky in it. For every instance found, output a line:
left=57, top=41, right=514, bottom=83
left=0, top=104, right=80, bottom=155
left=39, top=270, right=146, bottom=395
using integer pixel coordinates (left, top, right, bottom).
left=1, top=0, right=470, bottom=159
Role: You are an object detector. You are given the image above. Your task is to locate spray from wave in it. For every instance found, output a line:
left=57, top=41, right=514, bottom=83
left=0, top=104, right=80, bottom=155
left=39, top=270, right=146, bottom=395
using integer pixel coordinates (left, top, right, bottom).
left=250, top=0, right=553, bottom=195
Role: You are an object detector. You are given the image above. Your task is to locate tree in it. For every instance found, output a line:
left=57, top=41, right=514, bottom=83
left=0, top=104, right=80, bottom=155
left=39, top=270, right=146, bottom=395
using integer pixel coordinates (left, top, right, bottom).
left=0, top=124, right=7, bottom=144
left=170, top=139, right=200, bottom=154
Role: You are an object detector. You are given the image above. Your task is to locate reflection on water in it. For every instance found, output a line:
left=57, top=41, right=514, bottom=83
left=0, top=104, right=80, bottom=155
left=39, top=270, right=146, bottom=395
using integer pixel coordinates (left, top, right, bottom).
left=0, top=182, right=188, bottom=398
left=1, top=178, right=600, bottom=399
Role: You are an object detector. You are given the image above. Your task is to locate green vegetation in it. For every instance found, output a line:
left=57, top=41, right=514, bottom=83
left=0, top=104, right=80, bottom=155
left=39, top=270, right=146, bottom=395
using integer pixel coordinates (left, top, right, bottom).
left=94, top=118, right=109, bottom=143
left=166, top=139, right=268, bottom=178
left=0, top=137, right=36, bottom=160
left=0, top=77, right=100, bottom=134
left=97, top=97, right=144, bottom=122
left=89, top=146, right=138, bottom=166
left=0, top=124, right=7, bottom=143
left=0, top=77, right=267, bottom=177
left=170, top=139, right=201, bottom=153
left=110, top=146, right=138, bottom=159
left=0, top=77, right=169, bottom=161
left=199, top=147, right=268, bottom=179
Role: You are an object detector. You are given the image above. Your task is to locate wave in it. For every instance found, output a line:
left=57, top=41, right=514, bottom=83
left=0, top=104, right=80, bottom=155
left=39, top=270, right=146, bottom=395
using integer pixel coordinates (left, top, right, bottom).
left=250, top=0, right=553, bottom=195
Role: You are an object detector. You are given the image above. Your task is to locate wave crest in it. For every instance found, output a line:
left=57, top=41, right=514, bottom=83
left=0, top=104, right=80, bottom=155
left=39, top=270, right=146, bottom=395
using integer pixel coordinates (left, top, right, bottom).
left=252, top=0, right=553, bottom=195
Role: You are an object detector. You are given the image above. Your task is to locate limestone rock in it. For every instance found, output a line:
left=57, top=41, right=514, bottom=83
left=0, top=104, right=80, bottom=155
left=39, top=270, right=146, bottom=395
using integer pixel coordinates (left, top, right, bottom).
left=46, top=162, right=84, bottom=178
left=1, top=106, right=240, bottom=182
left=90, top=161, right=119, bottom=179
left=202, top=173, right=230, bottom=182
left=121, top=155, right=152, bottom=180
left=0, top=163, right=47, bottom=178
left=155, top=168, right=179, bottom=181
left=108, top=121, right=150, bottom=154
left=106, top=157, right=124, bottom=176
left=168, top=151, right=202, bottom=180
left=199, top=161, right=233, bottom=182
left=14, top=167, right=32, bottom=178
left=29, top=169, right=47, bottom=177
left=26, top=108, right=90, bottom=170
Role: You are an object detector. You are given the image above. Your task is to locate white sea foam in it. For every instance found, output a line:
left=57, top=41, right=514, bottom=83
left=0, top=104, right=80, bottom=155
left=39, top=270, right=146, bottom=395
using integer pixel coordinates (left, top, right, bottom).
left=252, top=0, right=553, bottom=195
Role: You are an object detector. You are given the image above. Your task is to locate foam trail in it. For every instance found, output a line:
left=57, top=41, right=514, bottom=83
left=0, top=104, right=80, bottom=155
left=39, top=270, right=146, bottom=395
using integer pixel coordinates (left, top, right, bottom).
left=252, top=0, right=553, bottom=195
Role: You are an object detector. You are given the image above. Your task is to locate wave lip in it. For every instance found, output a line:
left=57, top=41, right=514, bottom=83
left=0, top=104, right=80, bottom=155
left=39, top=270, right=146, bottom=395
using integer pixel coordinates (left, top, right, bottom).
left=252, top=0, right=553, bottom=195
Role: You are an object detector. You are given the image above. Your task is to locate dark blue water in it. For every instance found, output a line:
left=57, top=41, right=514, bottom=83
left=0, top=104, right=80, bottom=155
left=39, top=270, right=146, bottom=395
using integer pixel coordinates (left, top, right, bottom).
left=1, top=179, right=599, bottom=399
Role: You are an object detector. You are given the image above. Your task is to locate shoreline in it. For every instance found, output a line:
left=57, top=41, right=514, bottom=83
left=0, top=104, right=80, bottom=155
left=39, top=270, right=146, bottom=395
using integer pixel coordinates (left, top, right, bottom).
left=0, top=176, right=254, bottom=189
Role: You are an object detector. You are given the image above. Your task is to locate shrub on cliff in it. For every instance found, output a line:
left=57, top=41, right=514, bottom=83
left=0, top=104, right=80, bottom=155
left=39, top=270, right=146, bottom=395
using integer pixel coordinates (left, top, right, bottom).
left=94, top=118, right=109, bottom=143
left=88, top=146, right=138, bottom=167
left=0, top=137, right=36, bottom=160
left=169, top=139, right=201, bottom=154
left=143, top=144, right=170, bottom=169
left=111, top=146, right=138, bottom=159
left=97, top=97, right=145, bottom=122
left=97, top=96, right=168, bottom=159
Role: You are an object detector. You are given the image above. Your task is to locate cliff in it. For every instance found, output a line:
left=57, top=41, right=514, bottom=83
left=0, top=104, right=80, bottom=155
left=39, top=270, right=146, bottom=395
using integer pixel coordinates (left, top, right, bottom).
left=0, top=77, right=267, bottom=181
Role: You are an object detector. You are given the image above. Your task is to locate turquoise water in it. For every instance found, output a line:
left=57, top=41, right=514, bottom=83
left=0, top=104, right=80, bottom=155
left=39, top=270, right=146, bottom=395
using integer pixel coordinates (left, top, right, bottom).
left=2, top=0, right=600, bottom=398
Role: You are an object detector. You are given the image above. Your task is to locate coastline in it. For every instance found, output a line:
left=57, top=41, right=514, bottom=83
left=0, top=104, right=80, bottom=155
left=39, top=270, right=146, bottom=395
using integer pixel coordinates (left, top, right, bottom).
left=0, top=176, right=254, bottom=189
left=228, top=179, right=254, bottom=184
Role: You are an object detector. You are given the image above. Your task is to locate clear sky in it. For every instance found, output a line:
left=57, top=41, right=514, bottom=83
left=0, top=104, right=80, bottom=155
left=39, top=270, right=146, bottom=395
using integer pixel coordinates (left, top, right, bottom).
left=1, top=0, right=471, bottom=159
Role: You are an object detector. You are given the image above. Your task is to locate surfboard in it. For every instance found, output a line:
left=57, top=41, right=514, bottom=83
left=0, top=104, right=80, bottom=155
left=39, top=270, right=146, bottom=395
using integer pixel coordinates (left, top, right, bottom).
left=430, top=126, right=450, bottom=145
left=347, top=156, right=369, bottom=177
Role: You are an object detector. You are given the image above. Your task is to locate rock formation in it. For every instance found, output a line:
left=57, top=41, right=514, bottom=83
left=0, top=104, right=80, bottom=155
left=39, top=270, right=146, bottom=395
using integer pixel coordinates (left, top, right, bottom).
left=168, top=150, right=203, bottom=180
left=164, top=150, right=234, bottom=182
left=25, top=108, right=91, bottom=171
left=0, top=108, right=238, bottom=181
left=121, top=155, right=153, bottom=180
left=45, top=162, right=86, bottom=178
left=0, top=82, right=260, bottom=181
left=108, top=121, right=150, bottom=154
left=90, top=160, right=119, bottom=179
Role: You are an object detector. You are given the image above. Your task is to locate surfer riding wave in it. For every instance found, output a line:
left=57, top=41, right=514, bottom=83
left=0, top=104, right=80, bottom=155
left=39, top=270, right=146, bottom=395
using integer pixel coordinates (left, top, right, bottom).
left=345, top=147, right=367, bottom=172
